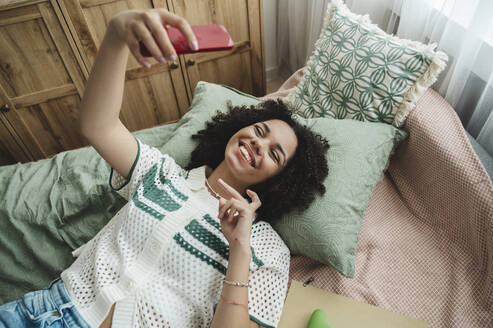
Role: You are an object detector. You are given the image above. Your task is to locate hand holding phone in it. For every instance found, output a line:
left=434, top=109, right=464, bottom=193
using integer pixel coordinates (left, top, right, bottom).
left=109, top=9, right=199, bottom=68
left=139, top=24, right=234, bottom=58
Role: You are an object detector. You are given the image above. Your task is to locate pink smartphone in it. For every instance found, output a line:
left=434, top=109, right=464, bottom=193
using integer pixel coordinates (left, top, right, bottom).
left=139, top=24, right=234, bottom=57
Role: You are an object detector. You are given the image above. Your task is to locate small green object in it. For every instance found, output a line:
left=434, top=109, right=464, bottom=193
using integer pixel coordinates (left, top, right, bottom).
left=307, top=309, right=331, bottom=328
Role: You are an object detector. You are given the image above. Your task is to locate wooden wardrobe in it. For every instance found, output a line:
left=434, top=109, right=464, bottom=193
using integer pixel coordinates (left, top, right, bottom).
left=0, top=0, right=266, bottom=165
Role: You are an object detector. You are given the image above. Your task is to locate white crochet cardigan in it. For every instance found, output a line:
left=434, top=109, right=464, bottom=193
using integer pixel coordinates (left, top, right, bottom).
left=61, top=137, right=290, bottom=328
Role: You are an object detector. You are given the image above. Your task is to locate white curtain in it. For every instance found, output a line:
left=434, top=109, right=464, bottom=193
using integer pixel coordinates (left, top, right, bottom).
left=277, top=0, right=493, bottom=156
left=276, top=0, right=331, bottom=79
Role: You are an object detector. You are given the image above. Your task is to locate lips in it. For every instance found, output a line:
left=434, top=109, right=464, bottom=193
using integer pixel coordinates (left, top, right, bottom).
left=239, top=141, right=256, bottom=168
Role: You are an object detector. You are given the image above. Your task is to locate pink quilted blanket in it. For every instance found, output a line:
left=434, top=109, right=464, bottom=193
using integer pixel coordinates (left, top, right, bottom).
left=261, top=68, right=493, bottom=328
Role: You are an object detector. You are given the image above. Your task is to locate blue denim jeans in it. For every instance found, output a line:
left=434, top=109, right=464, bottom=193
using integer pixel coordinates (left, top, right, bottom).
left=0, top=278, right=89, bottom=328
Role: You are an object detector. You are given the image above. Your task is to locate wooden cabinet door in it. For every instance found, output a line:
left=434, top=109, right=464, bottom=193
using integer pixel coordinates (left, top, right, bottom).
left=0, top=81, right=32, bottom=165
left=169, top=0, right=266, bottom=107
left=58, top=0, right=190, bottom=131
left=0, top=1, right=88, bottom=162
left=0, top=107, right=32, bottom=165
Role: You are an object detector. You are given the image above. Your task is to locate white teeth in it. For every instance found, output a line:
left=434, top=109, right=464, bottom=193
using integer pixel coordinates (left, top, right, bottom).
left=240, top=145, right=251, bottom=161
left=240, top=145, right=253, bottom=166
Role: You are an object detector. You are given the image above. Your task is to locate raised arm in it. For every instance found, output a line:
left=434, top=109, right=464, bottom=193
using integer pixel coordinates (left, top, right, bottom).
left=78, top=9, right=197, bottom=179
left=210, top=180, right=262, bottom=328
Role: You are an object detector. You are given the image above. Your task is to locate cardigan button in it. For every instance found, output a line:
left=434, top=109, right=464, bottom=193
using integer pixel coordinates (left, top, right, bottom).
left=125, top=281, right=135, bottom=290
left=151, top=240, right=159, bottom=251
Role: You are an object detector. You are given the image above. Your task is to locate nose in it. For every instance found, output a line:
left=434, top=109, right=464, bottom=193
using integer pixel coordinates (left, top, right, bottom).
left=251, top=137, right=268, bottom=156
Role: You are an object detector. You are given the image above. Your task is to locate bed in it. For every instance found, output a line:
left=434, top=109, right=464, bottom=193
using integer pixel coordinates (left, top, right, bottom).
left=0, top=68, right=492, bottom=327
left=263, top=68, right=493, bottom=327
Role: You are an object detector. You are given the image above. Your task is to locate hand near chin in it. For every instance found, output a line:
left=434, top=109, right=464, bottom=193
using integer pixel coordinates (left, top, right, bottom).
left=216, top=179, right=261, bottom=249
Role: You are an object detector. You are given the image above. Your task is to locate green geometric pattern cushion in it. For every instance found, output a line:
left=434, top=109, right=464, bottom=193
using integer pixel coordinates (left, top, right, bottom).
left=286, top=0, right=448, bottom=127
left=161, top=81, right=409, bottom=278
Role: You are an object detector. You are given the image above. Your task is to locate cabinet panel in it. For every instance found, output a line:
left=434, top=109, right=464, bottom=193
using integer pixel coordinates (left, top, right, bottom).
left=0, top=113, right=31, bottom=165
left=0, top=1, right=87, bottom=162
left=0, top=135, right=17, bottom=166
left=0, top=3, right=85, bottom=97
left=0, top=19, right=70, bottom=96
left=0, top=83, right=32, bottom=165
left=14, top=95, right=85, bottom=157
left=169, top=0, right=250, bottom=42
left=186, top=49, right=253, bottom=103
left=121, top=66, right=183, bottom=129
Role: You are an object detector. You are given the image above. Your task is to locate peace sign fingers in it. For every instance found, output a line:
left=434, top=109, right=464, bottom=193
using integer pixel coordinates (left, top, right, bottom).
left=216, top=179, right=261, bottom=218
left=215, top=179, right=263, bottom=247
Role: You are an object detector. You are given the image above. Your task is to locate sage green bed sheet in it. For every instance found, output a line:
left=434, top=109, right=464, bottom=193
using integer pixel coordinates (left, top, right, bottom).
left=0, top=122, right=178, bottom=303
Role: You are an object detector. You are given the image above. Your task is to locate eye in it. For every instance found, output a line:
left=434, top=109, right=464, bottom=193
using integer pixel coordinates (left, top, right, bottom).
left=271, top=150, right=280, bottom=164
left=254, top=125, right=263, bottom=136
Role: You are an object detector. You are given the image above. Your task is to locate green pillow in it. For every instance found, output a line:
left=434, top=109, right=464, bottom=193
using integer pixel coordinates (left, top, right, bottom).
left=286, top=0, right=447, bottom=127
left=164, top=81, right=408, bottom=277
left=272, top=114, right=407, bottom=277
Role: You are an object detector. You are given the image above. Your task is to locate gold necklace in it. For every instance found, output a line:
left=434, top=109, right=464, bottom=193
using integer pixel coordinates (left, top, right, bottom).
left=205, top=178, right=220, bottom=200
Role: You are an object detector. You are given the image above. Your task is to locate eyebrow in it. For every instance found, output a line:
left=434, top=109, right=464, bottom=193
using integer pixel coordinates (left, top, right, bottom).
left=261, top=122, right=287, bottom=165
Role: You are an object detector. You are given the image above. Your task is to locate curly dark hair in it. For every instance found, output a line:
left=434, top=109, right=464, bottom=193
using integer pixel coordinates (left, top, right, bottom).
left=185, top=99, right=330, bottom=223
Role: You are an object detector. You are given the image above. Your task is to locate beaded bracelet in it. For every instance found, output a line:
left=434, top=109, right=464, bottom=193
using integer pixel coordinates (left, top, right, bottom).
left=223, top=278, right=251, bottom=288
left=220, top=294, right=249, bottom=312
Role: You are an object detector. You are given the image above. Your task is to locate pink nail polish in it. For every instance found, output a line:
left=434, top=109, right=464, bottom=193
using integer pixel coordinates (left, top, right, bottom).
left=142, top=61, right=151, bottom=69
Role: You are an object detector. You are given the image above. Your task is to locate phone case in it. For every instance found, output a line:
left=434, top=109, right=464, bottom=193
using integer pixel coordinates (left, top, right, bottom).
left=139, top=24, right=234, bottom=58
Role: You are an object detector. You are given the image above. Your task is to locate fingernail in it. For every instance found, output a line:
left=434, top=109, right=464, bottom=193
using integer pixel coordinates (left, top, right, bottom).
left=142, top=61, right=151, bottom=69
left=218, top=178, right=223, bottom=183
left=159, top=57, right=167, bottom=64
left=191, top=40, right=199, bottom=51
left=169, top=54, right=177, bottom=62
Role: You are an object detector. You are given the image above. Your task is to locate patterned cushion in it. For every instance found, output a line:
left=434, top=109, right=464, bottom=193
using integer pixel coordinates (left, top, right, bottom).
left=286, top=0, right=448, bottom=127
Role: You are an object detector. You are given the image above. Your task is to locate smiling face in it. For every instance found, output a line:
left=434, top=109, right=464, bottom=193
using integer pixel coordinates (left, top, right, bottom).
left=224, top=119, right=298, bottom=186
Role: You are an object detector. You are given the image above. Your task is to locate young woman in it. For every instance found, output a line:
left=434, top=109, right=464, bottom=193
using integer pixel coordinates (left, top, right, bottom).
left=0, top=8, right=329, bottom=328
